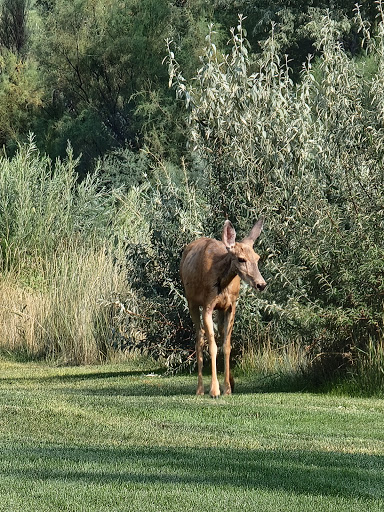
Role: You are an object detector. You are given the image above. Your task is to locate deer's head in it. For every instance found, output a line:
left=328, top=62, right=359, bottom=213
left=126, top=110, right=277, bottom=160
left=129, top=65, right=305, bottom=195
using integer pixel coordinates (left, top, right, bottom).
left=222, top=219, right=266, bottom=291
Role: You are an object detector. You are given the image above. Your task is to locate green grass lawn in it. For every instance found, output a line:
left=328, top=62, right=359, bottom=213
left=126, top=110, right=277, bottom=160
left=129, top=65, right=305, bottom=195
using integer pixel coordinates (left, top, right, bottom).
left=0, top=358, right=383, bottom=512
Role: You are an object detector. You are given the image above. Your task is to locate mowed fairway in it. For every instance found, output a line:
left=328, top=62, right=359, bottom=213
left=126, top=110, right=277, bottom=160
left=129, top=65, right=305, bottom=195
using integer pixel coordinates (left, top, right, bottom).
left=0, top=360, right=383, bottom=512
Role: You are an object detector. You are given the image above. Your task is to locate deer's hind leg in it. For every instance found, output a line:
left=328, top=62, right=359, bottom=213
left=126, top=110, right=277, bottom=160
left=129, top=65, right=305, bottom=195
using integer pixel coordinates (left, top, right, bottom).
left=217, top=310, right=232, bottom=394
left=202, top=308, right=220, bottom=398
left=189, top=303, right=205, bottom=395
left=222, top=305, right=236, bottom=395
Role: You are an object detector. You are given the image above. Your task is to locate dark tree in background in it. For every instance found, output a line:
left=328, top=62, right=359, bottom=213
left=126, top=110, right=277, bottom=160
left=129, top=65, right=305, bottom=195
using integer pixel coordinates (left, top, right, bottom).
left=0, top=0, right=29, bottom=54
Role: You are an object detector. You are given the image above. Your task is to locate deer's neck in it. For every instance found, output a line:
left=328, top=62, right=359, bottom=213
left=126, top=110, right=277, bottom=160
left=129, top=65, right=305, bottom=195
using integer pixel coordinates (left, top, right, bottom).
left=216, top=254, right=237, bottom=293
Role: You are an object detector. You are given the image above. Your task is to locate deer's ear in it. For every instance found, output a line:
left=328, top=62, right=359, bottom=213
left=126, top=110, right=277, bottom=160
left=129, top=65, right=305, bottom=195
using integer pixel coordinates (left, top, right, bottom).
left=222, top=220, right=236, bottom=249
left=242, top=217, right=264, bottom=246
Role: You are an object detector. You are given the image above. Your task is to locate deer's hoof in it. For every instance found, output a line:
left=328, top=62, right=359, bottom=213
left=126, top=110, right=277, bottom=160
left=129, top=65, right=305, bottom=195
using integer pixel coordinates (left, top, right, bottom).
left=209, top=380, right=221, bottom=399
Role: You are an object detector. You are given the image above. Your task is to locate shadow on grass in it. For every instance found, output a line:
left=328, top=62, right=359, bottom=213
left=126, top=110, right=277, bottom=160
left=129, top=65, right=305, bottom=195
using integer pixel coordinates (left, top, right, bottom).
left=48, top=371, right=310, bottom=397
left=0, top=365, right=350, bottom=397
left=0, top=369, right=163, bottom=384
left=75, top=371, right=310, bottom=398
left=62, top=375, right=296, bottom=398
left=1, top=442, right=383, bottom=501
left=0, top=367, right=198, bottom=396
left=236, top=373, right=310, bottom=394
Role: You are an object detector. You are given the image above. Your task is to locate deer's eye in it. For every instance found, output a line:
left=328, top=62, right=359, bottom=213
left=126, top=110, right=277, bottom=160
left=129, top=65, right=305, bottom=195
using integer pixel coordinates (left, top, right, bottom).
left=237, top=257, right=246, bottom=263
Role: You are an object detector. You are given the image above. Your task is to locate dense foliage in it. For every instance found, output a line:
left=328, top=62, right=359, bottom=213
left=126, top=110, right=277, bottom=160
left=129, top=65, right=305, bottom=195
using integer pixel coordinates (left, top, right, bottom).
left=0, top=0, right=379, bottom=167
left=0, top=0, right=383, bottom=390
left=166, top=6, right=384, bottom=381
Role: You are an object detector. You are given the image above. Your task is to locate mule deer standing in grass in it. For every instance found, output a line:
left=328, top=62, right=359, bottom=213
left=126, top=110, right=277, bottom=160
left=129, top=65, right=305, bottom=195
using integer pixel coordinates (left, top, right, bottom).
left=180, top=219, right=266, bottom=398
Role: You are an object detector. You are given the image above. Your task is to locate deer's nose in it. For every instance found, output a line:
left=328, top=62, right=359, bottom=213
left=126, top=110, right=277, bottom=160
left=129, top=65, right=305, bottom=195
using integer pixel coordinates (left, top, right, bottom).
left=257, top=282, right=266, bottom=291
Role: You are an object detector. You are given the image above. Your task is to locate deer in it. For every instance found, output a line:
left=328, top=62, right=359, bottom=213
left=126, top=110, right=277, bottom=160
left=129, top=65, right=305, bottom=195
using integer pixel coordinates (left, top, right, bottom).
left=180, top=218, right=266, bottom=398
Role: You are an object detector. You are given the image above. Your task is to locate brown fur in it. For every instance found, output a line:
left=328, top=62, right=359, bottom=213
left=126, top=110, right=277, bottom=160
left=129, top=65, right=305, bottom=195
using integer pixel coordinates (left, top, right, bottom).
left=180, top=219, right=266, bottom=397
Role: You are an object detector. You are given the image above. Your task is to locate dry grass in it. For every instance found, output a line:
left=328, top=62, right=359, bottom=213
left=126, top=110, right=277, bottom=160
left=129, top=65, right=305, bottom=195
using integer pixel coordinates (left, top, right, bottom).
left=237, top=337, right=308, bottom=386
left=0, top=243, right=128, bottom=364
left=0, top=278, right=45, bottom=356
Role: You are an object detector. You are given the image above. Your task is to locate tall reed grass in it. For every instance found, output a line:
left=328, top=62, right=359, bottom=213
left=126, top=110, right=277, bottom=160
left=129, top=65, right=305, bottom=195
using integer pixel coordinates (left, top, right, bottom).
left=0, top=139, right=130, bottom=364
left=0, top=244, right=126, bottom=363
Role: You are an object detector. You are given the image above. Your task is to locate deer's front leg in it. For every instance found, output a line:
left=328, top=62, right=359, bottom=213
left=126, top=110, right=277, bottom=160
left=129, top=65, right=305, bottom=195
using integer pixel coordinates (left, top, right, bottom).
left=203, top=309, right=220, bottom=398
